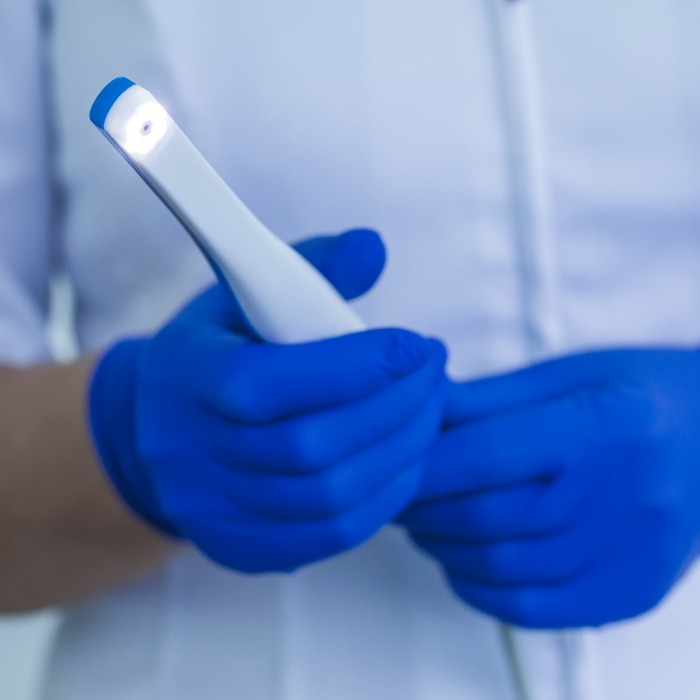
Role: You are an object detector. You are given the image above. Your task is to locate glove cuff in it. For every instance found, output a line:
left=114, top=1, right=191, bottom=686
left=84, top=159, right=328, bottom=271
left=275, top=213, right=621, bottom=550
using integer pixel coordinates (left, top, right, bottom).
left=88, top=339, right=181, bottom=538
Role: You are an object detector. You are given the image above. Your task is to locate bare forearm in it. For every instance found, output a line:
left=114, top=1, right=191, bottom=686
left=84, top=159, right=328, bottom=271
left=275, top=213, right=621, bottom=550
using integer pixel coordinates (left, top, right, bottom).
left=0, top=357, right=176, bottom=612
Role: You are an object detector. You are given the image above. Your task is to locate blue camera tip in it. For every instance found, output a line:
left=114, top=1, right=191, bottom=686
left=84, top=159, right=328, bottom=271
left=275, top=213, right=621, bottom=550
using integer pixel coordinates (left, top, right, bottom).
left=90, top=77, right=135, bottom=129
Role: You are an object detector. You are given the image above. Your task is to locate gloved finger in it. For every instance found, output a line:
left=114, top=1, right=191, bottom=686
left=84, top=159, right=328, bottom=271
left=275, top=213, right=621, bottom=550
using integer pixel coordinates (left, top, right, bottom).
left=398, top=477, right=583, bottom=541
left=204, top=329, right=446, bottom=424
left=207, top=390, right=443, bottom=520
left=416, top=397, right=594, bottom=501
left=445, top=349, right=637, bottom=426
left=446, top=541, right=673, bottom=629
left=210, top=356, right=445, bottom=473
left=413, top=522, right=607, bottom=587
left=188, top=460, right=424, bottom=573
left=293, top=228, right=386, bottom=300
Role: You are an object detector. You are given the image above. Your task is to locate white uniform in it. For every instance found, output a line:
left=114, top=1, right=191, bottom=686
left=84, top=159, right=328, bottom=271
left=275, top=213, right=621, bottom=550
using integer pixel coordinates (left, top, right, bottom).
left=1, top=0, right=700, bottom=698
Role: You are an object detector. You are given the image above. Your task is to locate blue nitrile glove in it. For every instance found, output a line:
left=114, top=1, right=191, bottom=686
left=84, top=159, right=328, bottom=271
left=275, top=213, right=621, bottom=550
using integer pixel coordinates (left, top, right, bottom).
left=90, top=229, right=447, bottom=573
left=399, top=348, right=700, bottom=628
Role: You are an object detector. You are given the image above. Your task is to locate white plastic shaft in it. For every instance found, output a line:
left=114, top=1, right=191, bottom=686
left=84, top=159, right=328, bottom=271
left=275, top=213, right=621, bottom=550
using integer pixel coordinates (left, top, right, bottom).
left=99, top=83, right=366, bottom=344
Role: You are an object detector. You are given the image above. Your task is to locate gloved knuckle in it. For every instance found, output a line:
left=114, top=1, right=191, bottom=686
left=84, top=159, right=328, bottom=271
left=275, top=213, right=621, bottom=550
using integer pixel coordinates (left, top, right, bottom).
left=649, top=513, right=685, bottom=571
left=286, top=422, right=332, bottom=472
left=322, top=515, right=364, bottom=555
left=242, top=554, right=299, bottom=575
left=505, top=590, right=542, bottom=628
left=219, top=367, right=266, bottom=422
left=464, top=500, right=497, bottom=536
left=631, top=563, right=674, bottom=618
left=377, top=330, right=428, bottom=380
left=314, top=474, right=353, bottom=515
left=447, top=575, right=473, bottom=607
left=556, top=552, right=586, bottom=581
left=541, top=488, right=578, bottom=530
left=136, top=424, right=174, bottom=467
left=483, top=544, right=518, bottom=582
left=639, top=485, right=682, bottom=534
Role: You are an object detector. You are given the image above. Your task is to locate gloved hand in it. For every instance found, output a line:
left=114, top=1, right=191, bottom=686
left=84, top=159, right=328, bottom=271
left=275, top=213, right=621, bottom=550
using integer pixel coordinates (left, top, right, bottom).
left=90, top=229, right=447, bottom=573
left=399, top=348, right=700, bottom=628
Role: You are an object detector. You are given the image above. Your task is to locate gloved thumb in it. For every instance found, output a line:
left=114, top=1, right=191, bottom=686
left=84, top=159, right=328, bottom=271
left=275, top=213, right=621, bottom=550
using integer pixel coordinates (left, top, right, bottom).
left=293, top=228, right=387, bottom=300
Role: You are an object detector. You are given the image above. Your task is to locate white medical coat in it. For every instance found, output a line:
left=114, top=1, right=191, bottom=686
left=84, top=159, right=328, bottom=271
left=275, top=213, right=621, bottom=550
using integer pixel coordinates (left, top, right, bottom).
left=1, top=0, right=700, bottom=698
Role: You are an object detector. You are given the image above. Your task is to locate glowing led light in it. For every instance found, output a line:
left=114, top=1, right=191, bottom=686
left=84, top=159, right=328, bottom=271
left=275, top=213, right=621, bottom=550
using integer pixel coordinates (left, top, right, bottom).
left=121, top=100, right=170, bottom=157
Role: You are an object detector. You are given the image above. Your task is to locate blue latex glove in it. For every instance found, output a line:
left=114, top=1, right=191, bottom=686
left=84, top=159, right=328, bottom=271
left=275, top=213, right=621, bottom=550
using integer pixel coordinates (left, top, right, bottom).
left=90, top=229, right=447, bottom=572
left=400, top=348, right=700, bottom=628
